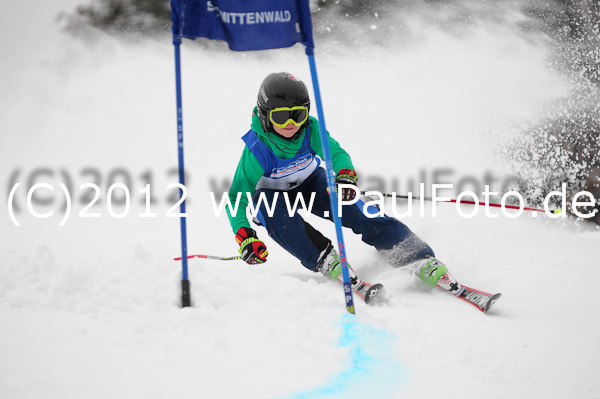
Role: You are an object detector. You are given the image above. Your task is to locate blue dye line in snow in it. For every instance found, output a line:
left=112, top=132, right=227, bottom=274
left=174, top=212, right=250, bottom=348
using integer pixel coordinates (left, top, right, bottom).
left=289, top=313, right=404, bottom=399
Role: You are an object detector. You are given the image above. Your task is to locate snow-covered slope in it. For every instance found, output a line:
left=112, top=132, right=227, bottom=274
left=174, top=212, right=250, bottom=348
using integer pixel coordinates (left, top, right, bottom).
left=1, top=2, right=598, bottom=399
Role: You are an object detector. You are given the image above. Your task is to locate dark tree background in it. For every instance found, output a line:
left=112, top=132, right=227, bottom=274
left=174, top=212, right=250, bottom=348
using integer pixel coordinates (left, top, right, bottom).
left=514, top=0, right=600, bottom=223
left=60, top=0, right=171, bottom=35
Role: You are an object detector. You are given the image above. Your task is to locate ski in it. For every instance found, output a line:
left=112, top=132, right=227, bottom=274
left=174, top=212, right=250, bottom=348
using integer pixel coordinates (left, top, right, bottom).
left=333, top=263, right=386, bottom=305
left=436, top=271, right=501, bottom=313
left=455, top=286, right=502, bottom=313
left=351, top=278, right=385, bottom=305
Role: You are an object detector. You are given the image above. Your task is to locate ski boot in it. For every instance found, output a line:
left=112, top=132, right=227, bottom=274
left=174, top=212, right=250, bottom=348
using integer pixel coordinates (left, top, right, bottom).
left=316, top=244, right=384, bottom=305
left=415, top=256, right=462, bottom=293
left=414, top=256, right=501, bottom=313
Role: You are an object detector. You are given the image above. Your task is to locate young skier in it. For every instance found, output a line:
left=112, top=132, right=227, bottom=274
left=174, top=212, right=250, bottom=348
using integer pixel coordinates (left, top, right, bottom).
left=226, top=72, right=500, bottom=311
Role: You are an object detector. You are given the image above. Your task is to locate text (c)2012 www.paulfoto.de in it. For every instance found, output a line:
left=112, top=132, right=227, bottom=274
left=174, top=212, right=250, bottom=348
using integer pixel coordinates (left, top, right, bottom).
left=7, top=182, right=598, bottom=226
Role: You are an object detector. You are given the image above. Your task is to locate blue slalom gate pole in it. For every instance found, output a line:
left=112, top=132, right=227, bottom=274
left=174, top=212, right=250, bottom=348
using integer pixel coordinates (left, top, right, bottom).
left=307, top=54, right=356, bottom=314
left=173, top=8, right=191, bottom=308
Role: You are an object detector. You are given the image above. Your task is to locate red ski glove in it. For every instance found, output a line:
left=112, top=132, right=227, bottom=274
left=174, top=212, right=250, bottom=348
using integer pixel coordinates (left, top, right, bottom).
left=235, top=227, right=268, bottom=265
left=336, top=168, right=358, bottom=202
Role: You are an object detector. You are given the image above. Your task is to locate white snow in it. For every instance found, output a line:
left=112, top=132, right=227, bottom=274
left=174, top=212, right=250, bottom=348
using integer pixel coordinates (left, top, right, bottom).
left=1, top=2, right=599, bottom=399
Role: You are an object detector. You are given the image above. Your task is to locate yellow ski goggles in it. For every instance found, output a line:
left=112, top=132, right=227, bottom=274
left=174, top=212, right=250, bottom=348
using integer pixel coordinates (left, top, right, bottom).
left=269, top=106, right=309, bottom=128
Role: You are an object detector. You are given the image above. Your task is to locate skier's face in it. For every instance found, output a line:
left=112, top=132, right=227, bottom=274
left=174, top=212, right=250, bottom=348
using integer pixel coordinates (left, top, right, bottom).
left=273, top=122, right=301, bottom=138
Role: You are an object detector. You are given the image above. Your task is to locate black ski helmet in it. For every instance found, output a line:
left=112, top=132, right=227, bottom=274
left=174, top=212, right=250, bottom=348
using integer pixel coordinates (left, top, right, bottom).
left=257, top=72, right=311, bottom=133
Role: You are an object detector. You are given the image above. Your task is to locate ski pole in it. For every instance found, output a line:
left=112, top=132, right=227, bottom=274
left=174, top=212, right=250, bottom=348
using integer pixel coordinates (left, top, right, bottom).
left=174, top=254, right=242, bottom=261
left=360, top=191, right=562, bottom=214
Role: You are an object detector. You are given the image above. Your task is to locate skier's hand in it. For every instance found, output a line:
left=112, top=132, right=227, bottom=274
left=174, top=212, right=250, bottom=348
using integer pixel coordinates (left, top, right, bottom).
left=235, top=227, right=268, bottom=265
left=336, top=168, right=358, bottom=202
